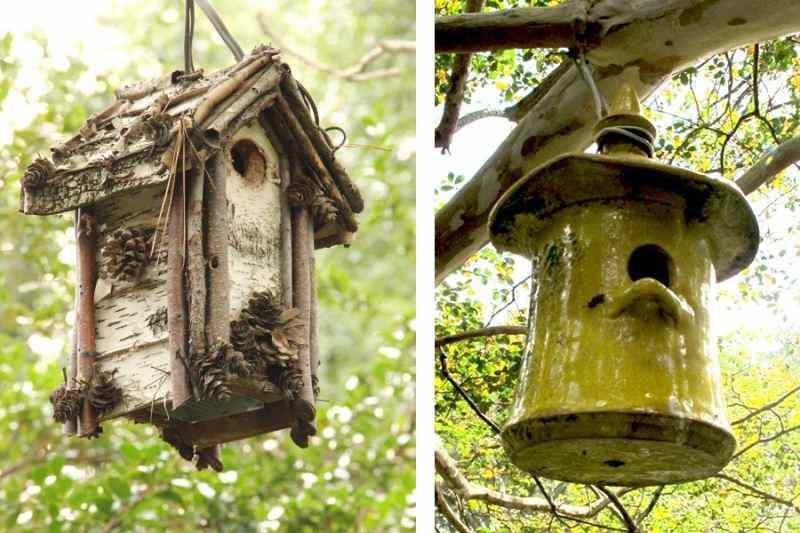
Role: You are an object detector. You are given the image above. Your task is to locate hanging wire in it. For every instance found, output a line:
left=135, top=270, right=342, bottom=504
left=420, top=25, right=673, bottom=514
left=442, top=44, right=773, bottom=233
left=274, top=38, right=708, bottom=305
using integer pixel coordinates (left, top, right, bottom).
left=571, top=49, right=607, bottom=120
left=184, top=0, right=195, bottom=74
left=598, top=125, right=656, bottom=157
left=195, top=0, right=244, bottom=61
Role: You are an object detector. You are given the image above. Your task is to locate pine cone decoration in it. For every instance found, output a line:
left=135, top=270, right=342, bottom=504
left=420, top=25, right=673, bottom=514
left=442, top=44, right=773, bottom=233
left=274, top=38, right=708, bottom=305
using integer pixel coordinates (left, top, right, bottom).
left=49, top=385, right=82, bottom=423
left=269, top=365, right=304, bottom=401
left=224, top=348, right=252, bottom=376
left=161, top=426, right=194, bottom=462
left=22, top=157, right=56, bottom=191
left=311, top=193, right=339, bottom=229
left=88, top=370, right=123, bottom=415
left=193, top=346, right=231, bottom=401
left=230, top=292, right=307, bottom=383
left=102, top=227, right=151, bottom=282
left=230, top=317, right=257, bottom=356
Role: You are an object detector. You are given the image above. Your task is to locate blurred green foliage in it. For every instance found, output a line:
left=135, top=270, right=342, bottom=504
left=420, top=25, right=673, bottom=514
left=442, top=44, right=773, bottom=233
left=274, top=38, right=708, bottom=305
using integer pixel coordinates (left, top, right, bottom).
left=0, top=0, right=414, bottom=531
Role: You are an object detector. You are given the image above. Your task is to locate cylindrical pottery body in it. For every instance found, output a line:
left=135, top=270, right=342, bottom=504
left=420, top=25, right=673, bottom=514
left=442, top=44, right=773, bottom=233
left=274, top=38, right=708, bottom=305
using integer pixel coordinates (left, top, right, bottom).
left=501, top=198, right=735, bottom=486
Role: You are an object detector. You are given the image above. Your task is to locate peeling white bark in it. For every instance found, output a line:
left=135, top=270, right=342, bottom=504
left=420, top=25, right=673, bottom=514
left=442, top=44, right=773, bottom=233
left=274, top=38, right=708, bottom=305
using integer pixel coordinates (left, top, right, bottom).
left=94, top=122, right=284, bottom=421
left=435, top=0, right=800, bottom=283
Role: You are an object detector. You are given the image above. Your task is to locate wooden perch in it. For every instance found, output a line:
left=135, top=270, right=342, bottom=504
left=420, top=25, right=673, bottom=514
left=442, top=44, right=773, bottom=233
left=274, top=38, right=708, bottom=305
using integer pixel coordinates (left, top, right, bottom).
left=435, top=0, right=800, bottom=283
left=76, top=208, right=99, bottom=438
left=435, top=325, right=527, bottom=348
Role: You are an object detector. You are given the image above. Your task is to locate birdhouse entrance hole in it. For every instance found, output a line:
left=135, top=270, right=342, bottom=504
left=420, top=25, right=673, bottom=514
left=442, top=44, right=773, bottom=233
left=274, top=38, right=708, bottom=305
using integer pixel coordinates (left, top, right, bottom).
left=627, top=244, right=672, bottom=287
left=230, top=139, right=266, bottom=184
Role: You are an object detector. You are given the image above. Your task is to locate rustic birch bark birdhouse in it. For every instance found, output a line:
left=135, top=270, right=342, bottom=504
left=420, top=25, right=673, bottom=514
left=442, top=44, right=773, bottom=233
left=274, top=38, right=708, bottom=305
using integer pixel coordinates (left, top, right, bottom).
left=21, top=45, right=363, bottom=470
left=488, top=85, right=759, bottom=486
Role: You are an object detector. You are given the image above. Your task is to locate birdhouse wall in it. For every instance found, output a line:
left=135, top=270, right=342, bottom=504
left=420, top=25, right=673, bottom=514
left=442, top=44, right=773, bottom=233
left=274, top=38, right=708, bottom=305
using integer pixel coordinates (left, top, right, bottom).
left=87, top=121, right=286, bottom=423
left=224, top=123, right=284, bottom=316
left=92, top=184, right=171, bottom=421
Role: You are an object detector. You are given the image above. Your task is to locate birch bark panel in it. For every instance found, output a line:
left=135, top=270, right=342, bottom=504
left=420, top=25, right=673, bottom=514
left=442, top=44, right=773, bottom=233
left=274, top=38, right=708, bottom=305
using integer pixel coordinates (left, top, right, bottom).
left=94, top=280, right=168, bottom=354
left=225, top=123, right=284, bottom=317
left=93, top=184, right=169, bottom=355
left=94, top=340, right=170, bottom=421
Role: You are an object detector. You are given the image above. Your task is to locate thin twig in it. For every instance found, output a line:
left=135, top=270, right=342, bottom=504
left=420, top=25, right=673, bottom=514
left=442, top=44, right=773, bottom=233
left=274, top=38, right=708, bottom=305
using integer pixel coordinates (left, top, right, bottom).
left=436, top=485, right=475, bottom=533
left=731, top=383, right=800, bottom=426
left=715, top=474, right=799, bottom=511
left=732, top=424, right=800, bottom=460
left=435, top=325, right=526, bottom=348
left=437, top=347, right=501, bottom=434
left=635, top=486, right=664, bottom=525
left=258, top=14, right=413, bottom=81
left=597, top=485, right=638, bottom=532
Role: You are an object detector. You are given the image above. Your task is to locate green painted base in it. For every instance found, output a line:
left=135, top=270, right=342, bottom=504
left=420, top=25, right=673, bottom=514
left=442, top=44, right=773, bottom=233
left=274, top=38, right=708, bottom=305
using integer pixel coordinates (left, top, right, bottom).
left=502, top=411, right=735, bottom=486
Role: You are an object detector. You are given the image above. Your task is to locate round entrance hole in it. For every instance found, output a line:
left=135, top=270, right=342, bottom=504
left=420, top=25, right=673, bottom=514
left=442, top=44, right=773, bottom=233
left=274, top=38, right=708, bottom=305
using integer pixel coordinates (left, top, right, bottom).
left=627, top=244, right=673, bottom=287
left=230, top=139, right=266, bottom=184
left=604, top=459, right=625, bottom=468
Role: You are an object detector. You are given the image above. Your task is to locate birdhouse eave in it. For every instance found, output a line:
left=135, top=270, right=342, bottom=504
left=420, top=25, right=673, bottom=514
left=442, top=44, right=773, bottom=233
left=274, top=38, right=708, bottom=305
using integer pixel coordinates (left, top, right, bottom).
left=489, top=152, right=758, bottom=281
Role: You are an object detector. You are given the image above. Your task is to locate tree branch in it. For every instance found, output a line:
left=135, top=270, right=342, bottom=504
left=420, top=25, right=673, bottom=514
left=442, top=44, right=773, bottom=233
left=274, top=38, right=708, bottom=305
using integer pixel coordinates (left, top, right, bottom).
left=715, top=473, right=799, bottom=512
left=435, top=0, right=485, bottom=152
left=101, top=484, right=160, bottom=533
left=436, top=483, right=475, bottom=533
left=731, top=383, right=800, bottom=426
left=435, top=443, right=633, bottom=519
left=634, top=486, right=664, bottom=526
left=435, top=0, right=800, bottom=283
left=735, top=135, right=800, bottom=195
left=732, top=424, right=800, bottom=460
left=596, top=485, right=638, bottom=532
left=435, top=325, right=527, bottom=348
left=435, top=0, right=599, bottom=53
left=258, top=14, right=413, bottom=82
left=437, top=347, right=501, bottom=434
left=447, top=60, right=572, bottom=135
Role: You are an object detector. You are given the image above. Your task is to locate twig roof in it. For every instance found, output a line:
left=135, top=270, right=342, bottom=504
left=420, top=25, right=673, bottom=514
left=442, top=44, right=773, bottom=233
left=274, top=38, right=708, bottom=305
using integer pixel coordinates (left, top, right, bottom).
left=20, top=45, right=362, bottom=240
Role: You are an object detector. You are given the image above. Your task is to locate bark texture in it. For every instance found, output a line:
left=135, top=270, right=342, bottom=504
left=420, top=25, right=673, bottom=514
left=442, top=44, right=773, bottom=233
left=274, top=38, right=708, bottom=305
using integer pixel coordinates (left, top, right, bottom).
left=436, top=0, right=800, bottom=283
left=76, top=208, right=99, bottom=438
left=435, top=0, right=598, bottom=53
left=167, top=178, right=192, bottom=409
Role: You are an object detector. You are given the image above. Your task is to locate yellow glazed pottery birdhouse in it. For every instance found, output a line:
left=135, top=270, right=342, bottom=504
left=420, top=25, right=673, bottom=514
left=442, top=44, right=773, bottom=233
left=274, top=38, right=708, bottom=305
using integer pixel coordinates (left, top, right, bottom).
left=488, top=85, right=759, bottom=486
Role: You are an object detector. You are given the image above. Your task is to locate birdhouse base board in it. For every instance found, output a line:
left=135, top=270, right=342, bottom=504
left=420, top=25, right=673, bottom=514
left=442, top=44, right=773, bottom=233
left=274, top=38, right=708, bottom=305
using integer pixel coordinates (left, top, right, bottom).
left=167, top=400, right=296, bottom=448
left=169, top=395, right=266, bottom=423
left=503, top=411, right=735, bottom=486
